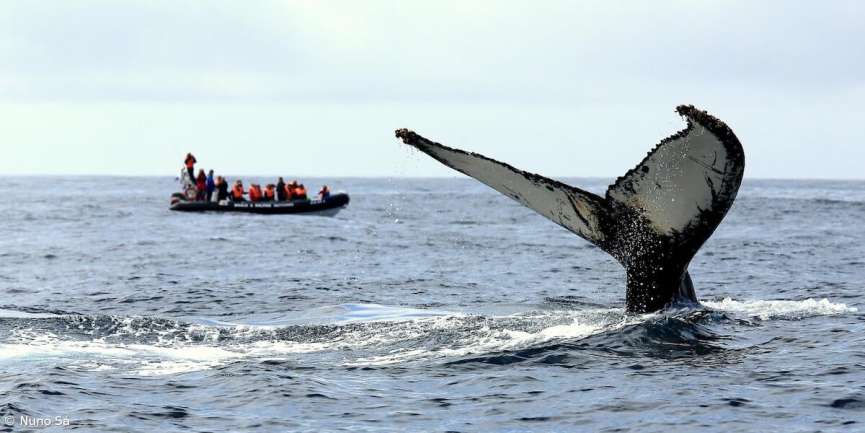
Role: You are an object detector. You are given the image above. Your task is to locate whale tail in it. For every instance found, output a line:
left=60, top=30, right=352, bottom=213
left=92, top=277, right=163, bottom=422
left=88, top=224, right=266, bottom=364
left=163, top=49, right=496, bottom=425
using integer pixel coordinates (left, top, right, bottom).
left=395, top=105, right=744, bottom=313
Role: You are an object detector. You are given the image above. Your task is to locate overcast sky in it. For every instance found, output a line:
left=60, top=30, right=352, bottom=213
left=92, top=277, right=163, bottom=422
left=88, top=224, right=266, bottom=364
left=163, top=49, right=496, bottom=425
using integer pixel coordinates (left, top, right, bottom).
left=1, top=1, right=863, bottom=178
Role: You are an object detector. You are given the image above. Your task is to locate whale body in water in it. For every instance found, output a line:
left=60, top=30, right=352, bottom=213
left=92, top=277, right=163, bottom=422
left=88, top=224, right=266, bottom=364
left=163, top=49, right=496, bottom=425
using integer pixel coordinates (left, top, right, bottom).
left=395, top=105, right=745, bottom=313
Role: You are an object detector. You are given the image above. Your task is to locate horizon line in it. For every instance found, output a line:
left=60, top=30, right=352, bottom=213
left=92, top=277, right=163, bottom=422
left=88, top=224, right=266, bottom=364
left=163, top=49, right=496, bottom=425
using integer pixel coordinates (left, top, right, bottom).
left=1, top=173, right=863, bottom=182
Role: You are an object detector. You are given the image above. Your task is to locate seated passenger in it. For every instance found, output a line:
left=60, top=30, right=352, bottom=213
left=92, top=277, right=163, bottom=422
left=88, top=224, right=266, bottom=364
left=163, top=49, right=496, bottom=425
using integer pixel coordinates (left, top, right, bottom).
left=216, top=176, right=229, bottom=201
left=286, top=180, right=299, bottom=201
left=249, top=184, right=263, bottom=202
left=264, top=184, right=276, bottom=201
left=294, top=183, right=308, bottom=200
left=318, top=185, right=330, bottom=199
left=231, top=180, right=245, bottom=201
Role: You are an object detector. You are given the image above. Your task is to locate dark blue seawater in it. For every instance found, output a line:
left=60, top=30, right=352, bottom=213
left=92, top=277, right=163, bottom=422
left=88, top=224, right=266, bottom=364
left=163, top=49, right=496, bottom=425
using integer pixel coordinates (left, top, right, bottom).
left=1, top=176, right=863, bottom=432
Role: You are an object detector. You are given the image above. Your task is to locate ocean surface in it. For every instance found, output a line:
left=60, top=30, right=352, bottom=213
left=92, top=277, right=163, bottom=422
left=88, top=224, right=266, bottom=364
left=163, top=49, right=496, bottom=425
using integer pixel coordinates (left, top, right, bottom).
left=1, top=176, right=864, bottom=432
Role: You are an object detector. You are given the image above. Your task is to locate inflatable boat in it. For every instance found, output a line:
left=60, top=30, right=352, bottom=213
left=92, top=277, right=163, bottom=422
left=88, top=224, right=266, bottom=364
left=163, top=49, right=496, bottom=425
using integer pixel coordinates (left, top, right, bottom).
left=170, top=193, right=349, bottom=216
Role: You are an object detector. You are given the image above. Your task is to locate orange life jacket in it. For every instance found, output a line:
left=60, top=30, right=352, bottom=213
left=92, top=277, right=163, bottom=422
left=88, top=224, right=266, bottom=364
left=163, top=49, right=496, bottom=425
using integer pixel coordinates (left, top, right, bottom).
left=285, top=185, right=295, bottom=200
left=249, top=186, right=262, bottom=202
left=294, top=187, right=307, bottom=199
left=232, top=185, right=244, bottom=200
left=264, top=186, right=275, bottom=200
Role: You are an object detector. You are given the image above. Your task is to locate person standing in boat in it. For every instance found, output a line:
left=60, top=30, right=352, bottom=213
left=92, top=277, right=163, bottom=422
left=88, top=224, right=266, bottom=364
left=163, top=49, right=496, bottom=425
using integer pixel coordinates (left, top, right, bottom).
left=231, top=180, right=245, bottom=202
left=205, top=170, right=216, bottom=202
left=318, top=185, right=330, bottom=200
left=276, top=177, right=287, bottom=202
left=195, top=169, right=207, bottom=201
left=216, top=176, right=229, bottom=202
left=184, top=153, right=197, bottom=180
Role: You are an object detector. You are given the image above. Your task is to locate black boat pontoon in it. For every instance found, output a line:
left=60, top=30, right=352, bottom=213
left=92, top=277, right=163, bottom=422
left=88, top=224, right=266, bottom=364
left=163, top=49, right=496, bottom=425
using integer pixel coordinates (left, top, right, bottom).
left=170, top=193, right=349, bottom=216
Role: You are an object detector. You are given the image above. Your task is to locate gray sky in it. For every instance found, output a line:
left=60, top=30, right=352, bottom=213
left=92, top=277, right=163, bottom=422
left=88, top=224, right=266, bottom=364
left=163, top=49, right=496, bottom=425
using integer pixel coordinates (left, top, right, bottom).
left=1, top=1, right=863, bottom=178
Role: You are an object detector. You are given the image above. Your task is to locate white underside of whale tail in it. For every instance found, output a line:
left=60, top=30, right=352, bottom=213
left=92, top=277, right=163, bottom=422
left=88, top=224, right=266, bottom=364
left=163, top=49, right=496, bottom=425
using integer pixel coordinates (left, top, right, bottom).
left=396, top=105, right=744, bottom=261
left=605, top=106, right=745, bottom=242
left=394, top=129, right=609, bottom=246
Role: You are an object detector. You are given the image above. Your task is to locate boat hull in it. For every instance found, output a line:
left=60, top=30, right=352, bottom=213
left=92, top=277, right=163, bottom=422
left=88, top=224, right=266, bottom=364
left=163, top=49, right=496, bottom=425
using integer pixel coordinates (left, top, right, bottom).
left=170, top=193, right=349, bottom=215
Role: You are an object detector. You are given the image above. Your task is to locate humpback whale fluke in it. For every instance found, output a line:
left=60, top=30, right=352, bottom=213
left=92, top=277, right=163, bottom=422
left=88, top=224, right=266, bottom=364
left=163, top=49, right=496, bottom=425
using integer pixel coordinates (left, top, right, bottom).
left=395, top=105, right=745, bottom=313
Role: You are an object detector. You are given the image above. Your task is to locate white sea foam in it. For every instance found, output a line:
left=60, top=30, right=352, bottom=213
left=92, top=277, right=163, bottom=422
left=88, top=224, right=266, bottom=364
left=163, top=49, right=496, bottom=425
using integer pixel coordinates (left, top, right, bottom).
left=0, top=308, right=626, bottom=373
left=1, top=299, right=856, bottom=374
left=0, top=330, right=246, bottom=376
left=348, top=309, right=630, bottom=366
left=335, top=303, right=453, bottom=322
left=703, top=297, right=858, bottom=320
left=0, top=336, right=342, bottom=376
left=0, top=308, right=59, bottom=319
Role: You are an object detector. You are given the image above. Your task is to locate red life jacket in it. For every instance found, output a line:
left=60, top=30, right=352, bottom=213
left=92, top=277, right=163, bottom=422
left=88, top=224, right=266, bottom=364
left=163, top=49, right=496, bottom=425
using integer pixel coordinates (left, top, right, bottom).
left=264, top=186, right=275, bottom=201
left=185, top=155, right=196, bottom=169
